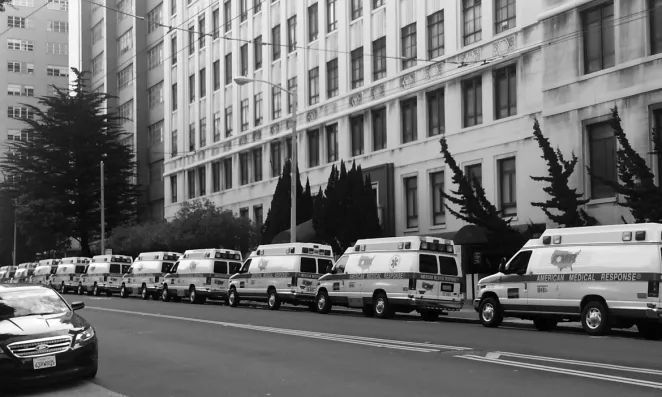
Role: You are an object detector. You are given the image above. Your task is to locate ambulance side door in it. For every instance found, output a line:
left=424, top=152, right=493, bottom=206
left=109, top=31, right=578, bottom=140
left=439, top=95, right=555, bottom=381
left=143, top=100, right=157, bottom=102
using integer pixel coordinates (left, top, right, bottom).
left=500, top=250, right=533, bottom=313
left=238, top=259, right=254, bottom=295
left=327, top=256, right=350, bottom=299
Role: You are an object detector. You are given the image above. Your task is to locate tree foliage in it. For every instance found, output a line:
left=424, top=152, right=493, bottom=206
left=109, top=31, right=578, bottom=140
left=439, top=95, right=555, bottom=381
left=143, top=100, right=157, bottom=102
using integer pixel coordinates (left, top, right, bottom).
left=587, top=106, right=662, bottom=223
left=0, top=1, right=12, bottom=12
left=0, top=69, right=140, bottom=256
left=108, top=199, right=258, bottom=258
left=312, top=161, right=381, bottom=254
left=530, top=119, right=597, bottom=227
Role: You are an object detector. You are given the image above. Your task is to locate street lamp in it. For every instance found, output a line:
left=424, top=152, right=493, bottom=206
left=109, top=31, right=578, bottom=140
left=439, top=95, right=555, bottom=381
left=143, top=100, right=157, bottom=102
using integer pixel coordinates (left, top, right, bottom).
left=234, top=76, right=298, bottom=243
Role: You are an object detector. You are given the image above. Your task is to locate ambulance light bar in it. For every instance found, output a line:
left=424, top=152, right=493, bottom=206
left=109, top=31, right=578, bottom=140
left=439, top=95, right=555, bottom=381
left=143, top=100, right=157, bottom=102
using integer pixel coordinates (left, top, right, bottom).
left=214, top=252, right=241, bottom=260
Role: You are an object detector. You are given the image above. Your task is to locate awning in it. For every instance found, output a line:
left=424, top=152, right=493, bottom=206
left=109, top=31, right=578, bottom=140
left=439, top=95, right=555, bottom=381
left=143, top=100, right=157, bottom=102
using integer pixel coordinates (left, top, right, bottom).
left=271, top=219, right=318, bottom=244
left=425, top=223, right=547, bottom=245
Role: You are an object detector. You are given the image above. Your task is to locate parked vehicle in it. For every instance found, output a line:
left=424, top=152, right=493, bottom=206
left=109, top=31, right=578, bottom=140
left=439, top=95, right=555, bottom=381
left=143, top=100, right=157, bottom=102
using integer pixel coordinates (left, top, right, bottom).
left=11, top=263, right=38, bottom=283
left=30, top=259, right=60, bottom=286
left=79, top=255, right=132, bottom=297
left=120, top=251, right=181, bottom=300
left=51, top=257, right=91, bottom=294
left=0, top=266, right=17, bottom=282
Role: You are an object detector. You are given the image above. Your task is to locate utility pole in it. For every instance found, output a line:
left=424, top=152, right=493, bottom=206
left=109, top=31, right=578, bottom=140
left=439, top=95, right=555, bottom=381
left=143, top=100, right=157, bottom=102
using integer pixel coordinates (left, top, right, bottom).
left=12, top=199, right=17, bottom=266
left=100, top=160, right=105, bottom=254
left=290, top=98, right=298, bottom=244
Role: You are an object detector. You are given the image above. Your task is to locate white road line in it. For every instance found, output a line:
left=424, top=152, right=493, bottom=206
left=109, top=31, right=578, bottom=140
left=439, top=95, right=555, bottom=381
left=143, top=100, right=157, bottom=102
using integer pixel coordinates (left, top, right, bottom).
left=493, top=351, right=662, bottom=376
left=457, top=355, right=662, bottom=390
left=17, top=381, right=128, bottom=397
left=88, top=306, right=463, bottom=353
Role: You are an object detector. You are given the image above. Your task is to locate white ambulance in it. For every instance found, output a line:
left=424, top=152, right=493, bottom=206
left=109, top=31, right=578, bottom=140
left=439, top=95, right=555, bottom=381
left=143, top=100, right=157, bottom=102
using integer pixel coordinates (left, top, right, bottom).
left=316, top=236, right=464, bottom=320
left=11, top=262, right=38, bottom=283
left=120, top=251, right=181, bottom=299
left=161, top=249, right=243, bottom=304
left=51, top=257, right=91, bottom=294
left=31, top=259, right=60, bottom=285
left=79, top=255, right=133, bottom=296
left=227, top=243, right=335, bottom=310
left=474, top=223, right=662, bottom=339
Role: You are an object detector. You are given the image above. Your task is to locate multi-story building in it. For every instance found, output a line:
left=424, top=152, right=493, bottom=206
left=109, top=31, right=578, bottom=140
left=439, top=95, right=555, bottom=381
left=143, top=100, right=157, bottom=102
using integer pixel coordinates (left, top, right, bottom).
left=2, top=0, right=70, bottom=181
left=163, top=0, right=662, bottom=245
left=70, top=0, right=167, bottom=221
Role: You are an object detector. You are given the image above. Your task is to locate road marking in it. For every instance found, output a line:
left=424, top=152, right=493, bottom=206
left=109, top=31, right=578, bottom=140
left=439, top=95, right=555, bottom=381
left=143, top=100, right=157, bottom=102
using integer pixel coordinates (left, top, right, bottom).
left=457, top=354, right=662, bottom=390
left=88, top=306, right=470, bottom=353
left=13, top=381, right=127, bottom=397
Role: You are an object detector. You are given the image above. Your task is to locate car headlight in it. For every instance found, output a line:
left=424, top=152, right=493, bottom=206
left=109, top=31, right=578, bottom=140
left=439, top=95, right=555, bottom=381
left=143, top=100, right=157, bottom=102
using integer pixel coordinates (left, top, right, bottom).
left=73, top=327, right=95, bottom=348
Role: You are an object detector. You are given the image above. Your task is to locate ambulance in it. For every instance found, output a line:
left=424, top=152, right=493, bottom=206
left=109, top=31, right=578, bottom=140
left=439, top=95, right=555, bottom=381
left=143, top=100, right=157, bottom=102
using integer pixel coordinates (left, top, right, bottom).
left=0, top=266, right=17, bottom=282
left=316, top=236, right=464, bottom=320
left=31, top=259, right=60, bottom=285
left=161, top=248, right=243, bottom=304
left=120, top=251, right=181, bottom=299
left=227, top=243, right=334, bottom=311
left=11, top=262, right=38, bottom=283
left=474, top=223, right=662, bottom=340
left=79, top=255, right=133, bottom=296
left=51, top=257, right=91, bottom=294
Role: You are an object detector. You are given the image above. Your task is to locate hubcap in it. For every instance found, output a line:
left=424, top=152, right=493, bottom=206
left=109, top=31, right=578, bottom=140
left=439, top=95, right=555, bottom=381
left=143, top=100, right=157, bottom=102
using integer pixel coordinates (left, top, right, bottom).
left=375, top=298, right=385, bottom=314
left=162, top=289, right=167, bottom=300
left=142, top=288, right=146, bottom=298
left=229, top=292, right=235, bottom=304
left=317, top=295, right=326, bottom=310
left=586, top=308, right=602, bottom=330
left=269, top=293, right=276, bottom=306
left=482, top=303, right=495, bottom=322
left=190, top=290, right=196, bottom=302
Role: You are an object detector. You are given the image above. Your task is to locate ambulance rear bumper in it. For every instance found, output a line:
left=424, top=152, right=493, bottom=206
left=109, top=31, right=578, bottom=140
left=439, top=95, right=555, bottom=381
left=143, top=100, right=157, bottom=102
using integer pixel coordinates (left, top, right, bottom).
left=397, top=297, right=464, bottom=311
left=279, top=290, right=317, bottom=303
left=646, top=303, right=662, bottom=320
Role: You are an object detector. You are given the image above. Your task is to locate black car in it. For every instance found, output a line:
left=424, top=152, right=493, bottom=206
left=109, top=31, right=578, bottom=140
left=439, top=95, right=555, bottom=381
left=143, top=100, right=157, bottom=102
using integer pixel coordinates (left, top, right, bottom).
left=0, top=283, right=98, bottom=386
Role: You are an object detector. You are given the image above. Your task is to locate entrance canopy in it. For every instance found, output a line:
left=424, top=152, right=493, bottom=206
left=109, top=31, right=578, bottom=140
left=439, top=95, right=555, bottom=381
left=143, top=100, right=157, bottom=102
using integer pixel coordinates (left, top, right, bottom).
left=271, top=219, right=318, bottom=244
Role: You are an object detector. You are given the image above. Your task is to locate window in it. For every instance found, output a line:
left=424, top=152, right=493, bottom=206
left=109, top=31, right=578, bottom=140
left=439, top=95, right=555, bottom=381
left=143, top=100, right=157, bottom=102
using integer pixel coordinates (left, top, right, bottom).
left=170, top=176, right=178, bottom=203
left=147, top=120, right=164, bottom=144
left=373, top=0, right=385, bottom=9
left=287, top=16, right=297, bottom=53
left=404, top=176, right=418, bottom=229
left=494, top=64, right=517, bottom=119
left=171, top=0, right=177, bottom=15
left=463, top=76, right=483, bottom=127
left=147, top=4, right=162, bottom=34
left=148, top=42, right=164, bottom=69
left=224, top=0, right=232, bottom=33
left=372, top=107, right=387, bottom=151
left=225, top=106, right=233, bottom=137
left=46, top=42, right=68, bottom=55
left=200, top=117, right=207, bottom=147
left=47, top=0, right=68, bottom=11
left=254, top=205, right=263, bottom=230
left=212, top=161, right=221, bottom=192
left=498, top=157, right=517, bottom=216
left=189, top=74, right=195, bottom=102
left=427, top=89, right=445, bottom=137
left=401, top=98, right=417, bottom=143
left=286, top=137, right=292, bottom=160
left=7, top=62, right=20, bottom=73
left=272, top=25, right=281, bottom=60
left=240, top=44, right=248, bottom=76
left=148, top=81, right=164, bottom=108
left=254, top=0, right=262, bottom=14
left=327, top=0, right=337, bottom=32
left=495, top=0, right=516, bottom=33
left=463, top=0, right=482, bottom=46
left=428, top=11, right=444, bottom=59
left=7, top=39, right=32, bottom=51
left=117, top=29, right=133, bottom=55
left=240, top=0, right=248, bottom=22
left=240, top=99, right=249, bottom=131
left=254, top=35, right=263, bottom=69
left=309, top=67, right=319, bottom=105
left=213, top=112, right=221, bottom=142
left=198, top=167, right=206, bottom=196
left=117, top=100, right=133, bottom=121
left=240, top=207, right=249, bottom=218
left=300, top=257, right=317, bottom=273
left=254, top=93, right=263, bottom=126
left=465, top=164, right=482, bottom=188
left=308, top=129, right=320, bottom=168
left=373, top=37, right=386, bottom=81
left=271, top=141, right=282, bottom=176
left=199, top=68, right=207, bottom=98
left=198, top=16, right=206, bottom=48
left=430, top=171, right=445, bottom=225
left=213, top=8, right=220, bottom=39
left=326, top=124, right=338, bottom=162
left=287, top=78, right=297, bottom=114
left=7, top=84, right=21, bottom=96
left=272, top=85, right=282, bottom=119
left=12, top=0, right=35, bottom=6
left=401, top=23, right=417, bottom=70
left=223, top=158, right=233, bottom=189
left=47, top=20, right=68, bottom=33
left=309, top=3, right=319, bottom=42
left=240, top=152, right=250, bottom=185
left=149, top=161, right=164, bottom=184
left=507, top=250, right=532, bottom=273
left=351, top=0, right=363, bottom=20
left=189, top=123, right=196, bottom=151
left=327, top=59, right=339, bottom=98
left=583, top=2, right=615, bottom=74
left=225, top=53, right=232, bottom=85
left=652, top=0, right=662, bottom=55
left=351, top=47, right=364, bottom=89
left=91, top=20, right=104, bottom=44
left=8, top=15, right=27, bottom=29
left=188, top=170, right=196, bottom=199
left=350, top=115, right=364, bottom=156
left=213, top=261, right=228, bottom=274
left=27, top=63, right=34, bottom=74
left=419, top=254, right=438, bottom=274
left=7, top=106, right=29, bottom=119
left=171, top=129, right=178, bottom=156
left=117, top=64, right=133, bottom=90
left=171, top=35, right=178, bottom=65
left=188, top=25, right=195, bottom=55
left=253, top=148, right=262, bottom=182
left=171, top=83, right=178, bottom=111
left=588, top=122, right=617, bottom=199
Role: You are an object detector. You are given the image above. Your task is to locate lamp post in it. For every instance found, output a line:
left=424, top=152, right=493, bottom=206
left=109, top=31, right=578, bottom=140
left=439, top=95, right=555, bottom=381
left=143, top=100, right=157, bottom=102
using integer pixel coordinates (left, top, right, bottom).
left=234, top=77, right=298, bottom=243
left=12, top=199, right=17, bottom=266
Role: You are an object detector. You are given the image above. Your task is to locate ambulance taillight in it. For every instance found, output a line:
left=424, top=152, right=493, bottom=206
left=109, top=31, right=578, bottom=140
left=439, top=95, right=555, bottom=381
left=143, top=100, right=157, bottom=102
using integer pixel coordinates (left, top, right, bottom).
left=408, top=278, right=416, bottom=290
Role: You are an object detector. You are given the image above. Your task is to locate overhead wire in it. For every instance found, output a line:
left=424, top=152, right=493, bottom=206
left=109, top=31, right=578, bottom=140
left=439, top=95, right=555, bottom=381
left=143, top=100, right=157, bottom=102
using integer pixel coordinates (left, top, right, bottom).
left=0, top=1, right=50, bottom=37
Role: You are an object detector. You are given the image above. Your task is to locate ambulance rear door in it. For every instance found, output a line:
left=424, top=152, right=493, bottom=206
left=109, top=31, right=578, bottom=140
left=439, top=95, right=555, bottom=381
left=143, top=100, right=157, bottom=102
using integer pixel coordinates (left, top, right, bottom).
left=438, top=255, right=462, bottom=301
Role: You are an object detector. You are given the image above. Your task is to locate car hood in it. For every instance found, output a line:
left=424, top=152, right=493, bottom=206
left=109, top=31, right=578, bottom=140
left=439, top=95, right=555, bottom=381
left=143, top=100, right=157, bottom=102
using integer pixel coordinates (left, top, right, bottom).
left=0, top=311, right=89, bottom=342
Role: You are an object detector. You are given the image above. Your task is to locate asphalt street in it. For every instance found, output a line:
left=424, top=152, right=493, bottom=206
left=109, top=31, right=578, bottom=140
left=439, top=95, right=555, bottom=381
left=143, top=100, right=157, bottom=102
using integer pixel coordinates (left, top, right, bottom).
left=9, top=295, right=662, bottom=397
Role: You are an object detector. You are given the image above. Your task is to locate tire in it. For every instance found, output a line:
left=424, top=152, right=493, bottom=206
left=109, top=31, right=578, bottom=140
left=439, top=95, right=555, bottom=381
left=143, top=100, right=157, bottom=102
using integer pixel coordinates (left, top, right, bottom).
left=533, top=317, right=558, bottom=332
left=60, top=283, right=66, bottom=294
left=189, top=287, right=200, bottom=304
left=267, top=289, right=281, bottom=310
left=316, top=291, right=331, bottom=314
left=373, top=292, right=394, bottom=319
left=637, top=323, right=662, bottom=341
left=93, top=284, right=100, bottom=297
left=228, top=288, right=239, bottom=307
left=141, top=285, right=149, bottom=300
left=581, top=300, right=610, bottom=336
left=478, top=297, right=503, bottom=328
left=161, top=285, right=171, bottom=302
left=361, top=305, right=374, bottom=318
left=420, top=310, right=439, bottom=322
left=120, top=285, right=128, bottom=298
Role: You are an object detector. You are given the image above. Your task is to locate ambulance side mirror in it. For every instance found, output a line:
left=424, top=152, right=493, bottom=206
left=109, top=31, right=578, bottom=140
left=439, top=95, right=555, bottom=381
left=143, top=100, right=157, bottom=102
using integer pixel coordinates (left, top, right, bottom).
left=498, top=263, right=506, bottom=273
left=326, top=265, right=334, bottom=274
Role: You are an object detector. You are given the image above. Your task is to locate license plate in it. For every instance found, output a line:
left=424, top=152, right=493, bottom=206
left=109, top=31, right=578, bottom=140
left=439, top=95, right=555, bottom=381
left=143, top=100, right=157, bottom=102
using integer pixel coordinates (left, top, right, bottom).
left=33, top=355, right=56, bottom=370
left=441, top=292, right=453, bottom=297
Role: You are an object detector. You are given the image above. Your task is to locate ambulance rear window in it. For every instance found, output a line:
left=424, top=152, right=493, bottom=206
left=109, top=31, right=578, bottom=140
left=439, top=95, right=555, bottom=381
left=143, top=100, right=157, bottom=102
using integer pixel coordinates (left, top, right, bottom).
left=122, top=265, right=131, bottom=273
left=419, top=254, right=438, bottom=274
left=318, top=259, right=333, bottom=274
left=439, top=257, right=458, bottom=276
left=74, top=265, right=86, bottom=274
left=300, top=257, right=317, bottom=273
left=214, top=261, right=228, bottom=274
left=161, top=262, right=174, bottom=273
left=110, top=264, right=121, bottom=273
left=229, top=262, right=241, bottom=274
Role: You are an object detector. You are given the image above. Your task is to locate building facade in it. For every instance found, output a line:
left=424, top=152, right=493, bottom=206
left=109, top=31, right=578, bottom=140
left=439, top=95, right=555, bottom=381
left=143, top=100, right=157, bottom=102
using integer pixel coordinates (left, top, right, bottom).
left=162, top=0, right=662, bottom=240
left=70, top=0, right=167, bottom=221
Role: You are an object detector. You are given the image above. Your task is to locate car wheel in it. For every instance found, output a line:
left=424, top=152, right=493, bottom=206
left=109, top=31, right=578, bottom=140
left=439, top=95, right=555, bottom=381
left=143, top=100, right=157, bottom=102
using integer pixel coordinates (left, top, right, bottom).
left=189, top=287, right=199, bottom=304
left=267, top=289, right=281, bottom=310
left=93, top=284, right=100, bottom=297
left=120, top=285, right=128, bottom=298
left=373, top=292, right=393, bottom=319
left=479, top=297, right=503, bottom=328
left=228, top=288, right=239, bottom=307
left=161, top=286, right=171, bottom=302
left=77, top=284, right=83, bottom=295
left=316, top=291, right=331, bottom=314
left=581, top=300, right=610, bottom=336
left=141, top=286, right=149, bottom=300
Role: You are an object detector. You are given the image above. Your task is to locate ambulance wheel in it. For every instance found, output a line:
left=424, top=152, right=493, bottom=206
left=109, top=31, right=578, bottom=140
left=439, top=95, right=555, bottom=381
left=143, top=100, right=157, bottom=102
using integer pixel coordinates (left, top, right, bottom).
left=373, top=292, right=394, bottom=319
left=479, top=297, right=503, bottom=328
left=267, top=289, right=281, bottom=310
left=316, top=291, right=331, bottom=314
left=637, top=323, right=662, bottom=340
left=189, top=287, right=203, bottom=304
left=228, top=288, right=239, bottom=307
left=77, top=284, right=84, bottom=295
left=581, top=300, right=610, bottom=336
left=93, top=284, right=100, bottom=297
left=361, top=305, right=374, bottom=318
left=141, top=285, right=149, bottom=300
left=533, top=317, right=558, bottom=331
left=420, top=311, right=439, bottom=322
left=161, top=286, right=171, bottom=302
left=60, top=283, right=66, bottom=294
left=120, top=285, right=128, bottom=298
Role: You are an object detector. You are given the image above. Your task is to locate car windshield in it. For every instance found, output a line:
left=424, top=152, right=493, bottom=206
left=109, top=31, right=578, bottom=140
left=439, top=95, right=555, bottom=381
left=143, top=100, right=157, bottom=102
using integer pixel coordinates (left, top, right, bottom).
left=0, top=288, right=70, bottom=319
